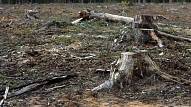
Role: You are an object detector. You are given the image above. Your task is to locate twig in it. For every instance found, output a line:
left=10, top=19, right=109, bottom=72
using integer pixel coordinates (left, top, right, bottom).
left=0, top=87, right=9, bottom=106
left=45, top=85, right=66, bottom=91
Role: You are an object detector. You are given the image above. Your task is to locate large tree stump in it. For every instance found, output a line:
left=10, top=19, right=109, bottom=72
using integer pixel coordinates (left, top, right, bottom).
left=92, top=49, right=191, bottom=92
left=133, top=15, right=164, bottom=47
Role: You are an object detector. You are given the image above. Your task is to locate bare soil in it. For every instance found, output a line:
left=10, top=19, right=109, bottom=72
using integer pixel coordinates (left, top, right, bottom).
left=0, top=3, right=191, bottom=107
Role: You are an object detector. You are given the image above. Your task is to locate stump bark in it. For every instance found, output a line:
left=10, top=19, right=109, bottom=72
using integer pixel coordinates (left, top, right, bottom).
left=133, top=15, right=163, bottom=47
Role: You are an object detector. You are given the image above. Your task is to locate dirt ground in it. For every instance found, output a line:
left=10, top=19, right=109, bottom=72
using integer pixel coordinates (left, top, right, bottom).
left=0, top=3, right=191, bottom=107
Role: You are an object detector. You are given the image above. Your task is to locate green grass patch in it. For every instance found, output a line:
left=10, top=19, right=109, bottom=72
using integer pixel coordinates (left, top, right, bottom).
left=0, top=74, right=4, bottom=79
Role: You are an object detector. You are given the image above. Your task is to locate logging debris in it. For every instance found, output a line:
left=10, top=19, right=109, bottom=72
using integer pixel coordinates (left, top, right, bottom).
left=25, top=9, right=39, bottom=20
left=0, top=74, right=78, bottom=100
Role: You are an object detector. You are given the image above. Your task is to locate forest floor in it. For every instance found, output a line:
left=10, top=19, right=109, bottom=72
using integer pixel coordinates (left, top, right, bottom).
left=0, top=3, right=191, bottom=107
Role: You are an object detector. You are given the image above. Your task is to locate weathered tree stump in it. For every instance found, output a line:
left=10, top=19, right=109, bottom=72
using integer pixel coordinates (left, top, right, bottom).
left=133, top=15, right=163, bottom=47
left=92, top=48, right=191, bottom=92
left=115, top=52, right=136, bottom=88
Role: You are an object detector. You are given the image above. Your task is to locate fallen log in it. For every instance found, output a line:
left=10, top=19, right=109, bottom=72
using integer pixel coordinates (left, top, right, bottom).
left=25, top=9, right=39, bottom=20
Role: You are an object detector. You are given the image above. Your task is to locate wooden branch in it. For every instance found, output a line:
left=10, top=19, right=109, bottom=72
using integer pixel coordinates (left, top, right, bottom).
left=149, top=30, right=163, bottom=47
left=142, top=53, right=191, bottom=85
left=157, top=31, right=191, bottom=42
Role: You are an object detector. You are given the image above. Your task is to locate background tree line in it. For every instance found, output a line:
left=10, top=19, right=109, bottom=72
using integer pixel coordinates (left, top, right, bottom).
left=0, top=0, right=189, bottom=4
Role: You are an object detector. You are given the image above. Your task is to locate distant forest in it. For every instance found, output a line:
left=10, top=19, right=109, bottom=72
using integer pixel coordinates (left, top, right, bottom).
left=0, top=0, right=189, bottom=4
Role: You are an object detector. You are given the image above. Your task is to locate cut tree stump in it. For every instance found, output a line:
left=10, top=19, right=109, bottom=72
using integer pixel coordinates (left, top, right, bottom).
left=92, top=52, right=136, bottom=92
left=25, top=10, right=39, bottom=20
left=92, top=49, right=191, bottom=92
left=78, top=9, right=134, bottom=23
left=133, top=15, right=164, bottom=47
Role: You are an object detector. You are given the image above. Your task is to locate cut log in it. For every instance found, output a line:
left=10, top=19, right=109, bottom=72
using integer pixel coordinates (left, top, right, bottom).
left=78, top=9, right=134, bottom=23
left=92, top=52, right=136, bottom=92
left=25, top=9, right=39, bottom=20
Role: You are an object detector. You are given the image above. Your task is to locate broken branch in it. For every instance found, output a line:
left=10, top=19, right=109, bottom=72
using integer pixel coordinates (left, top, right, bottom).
left=157, top=31, right=191, bottom=42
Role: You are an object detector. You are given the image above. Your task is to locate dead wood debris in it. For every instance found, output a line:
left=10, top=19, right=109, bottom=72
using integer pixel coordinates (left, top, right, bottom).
left=65, top=53, right=96, bottom=61
left=0, top=7, right=4, bottom=14
left=25, top=9, right=39, bottom=20
left=45, top=85, right=66, bottom=91
left=0, top=74, right=78, bottom=101
left=75, top=11, right=191, bottom=47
